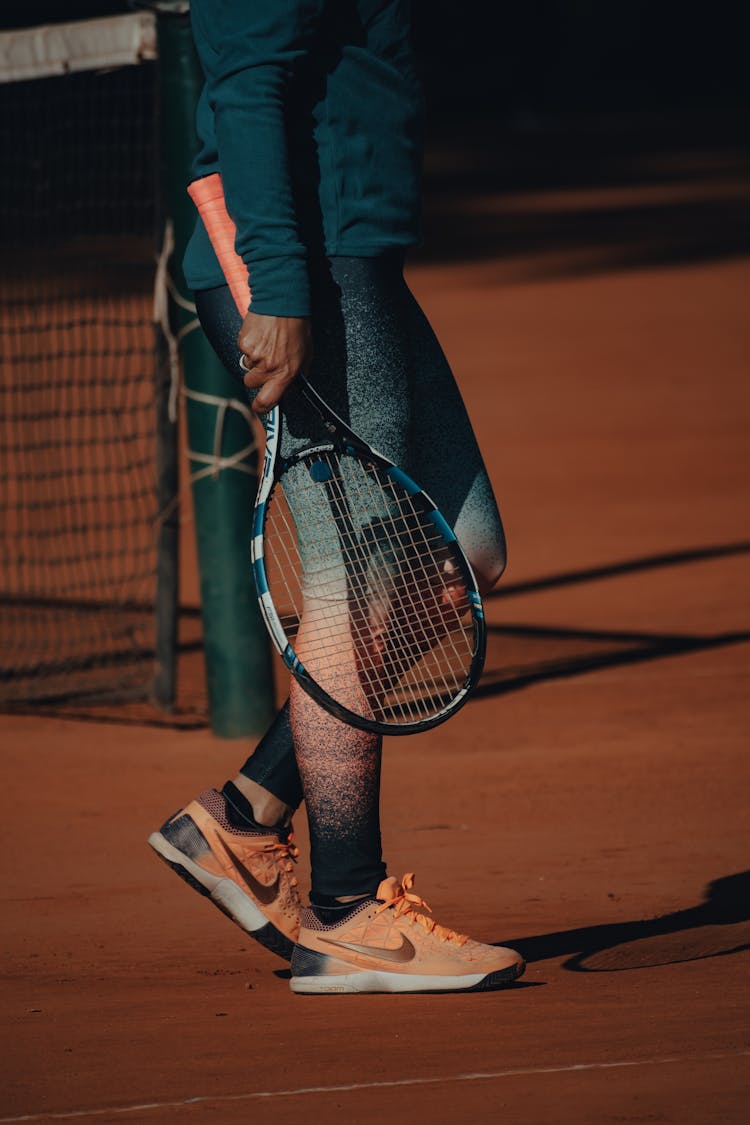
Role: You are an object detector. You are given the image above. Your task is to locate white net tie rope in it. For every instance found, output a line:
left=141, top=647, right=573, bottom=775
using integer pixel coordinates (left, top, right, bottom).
left=153, top=218, right=198, bottom=423
left=181, top=387, right=259, bottom=483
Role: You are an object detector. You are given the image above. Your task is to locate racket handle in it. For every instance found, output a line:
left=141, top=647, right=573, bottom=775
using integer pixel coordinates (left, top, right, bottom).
left=187, top=174, right=251, bottom=317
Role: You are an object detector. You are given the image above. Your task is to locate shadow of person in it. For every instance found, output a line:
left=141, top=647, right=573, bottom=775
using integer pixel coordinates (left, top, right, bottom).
left=501, top=871, right=750, bottom=973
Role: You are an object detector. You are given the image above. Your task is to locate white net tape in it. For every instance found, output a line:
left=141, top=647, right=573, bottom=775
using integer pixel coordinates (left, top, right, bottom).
left=0, top=13, right=157, bottom=85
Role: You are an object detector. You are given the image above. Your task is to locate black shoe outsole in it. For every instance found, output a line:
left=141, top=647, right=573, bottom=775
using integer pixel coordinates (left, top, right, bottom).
left=151, top=848, right=295, bottom=963
left=468, top=959, right=526, bottom=992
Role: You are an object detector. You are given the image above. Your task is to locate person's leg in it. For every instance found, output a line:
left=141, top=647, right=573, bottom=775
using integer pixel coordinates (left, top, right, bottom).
left=289, top=261, right=523, bottom=993
left=147, top=288, right=306, bottom=961
left=194, top=262, right=505, bottom=908
left=191, top=287, right=305, bottom=826
left=152, top=269, right=408, bottom=933
left=191, top=263, right=505, bottom=825
left=202, top=259, right=419, bottom=910
left=286, top=255, right=414, bottom=907
left=397, top=272, right=507, bottom=596
left=227, top=701, right=300, bottom=827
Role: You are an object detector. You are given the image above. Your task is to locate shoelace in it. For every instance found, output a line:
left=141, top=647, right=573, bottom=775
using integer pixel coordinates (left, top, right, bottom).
left=376, top=872, right=468, bottom=945
left=265, top=834, right=299, bottom=886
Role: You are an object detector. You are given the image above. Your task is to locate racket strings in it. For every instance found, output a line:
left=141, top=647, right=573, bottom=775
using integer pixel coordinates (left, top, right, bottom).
left=264, top=449, right=477, bottom=724
left=306, top=459, right=472, bottom=699
left=357, top=470, right=474, bottom=697
left=323, top=468, right=457, bottom=657
left=330, top=461, right=471, bottom=650
left=295, top=482, right=470, bottom=719
left=292, top=463, right=448, bottom=723
left=270, top=455, right=471, bottom=724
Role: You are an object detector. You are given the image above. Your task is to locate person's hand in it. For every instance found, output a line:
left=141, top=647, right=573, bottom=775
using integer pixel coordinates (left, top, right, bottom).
left=238, top=311, right=313, bottom=416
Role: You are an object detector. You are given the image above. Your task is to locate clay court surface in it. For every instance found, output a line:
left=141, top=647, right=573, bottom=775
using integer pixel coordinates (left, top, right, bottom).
left=2, top=177, right=749, bottom=1121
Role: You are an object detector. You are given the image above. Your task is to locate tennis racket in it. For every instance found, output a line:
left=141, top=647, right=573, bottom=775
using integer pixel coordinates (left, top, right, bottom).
left=188, top=173, right=486, bottom=735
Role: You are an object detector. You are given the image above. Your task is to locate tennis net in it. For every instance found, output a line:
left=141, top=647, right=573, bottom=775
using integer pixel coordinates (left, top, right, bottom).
left=0, top=12, right=173, bottom=705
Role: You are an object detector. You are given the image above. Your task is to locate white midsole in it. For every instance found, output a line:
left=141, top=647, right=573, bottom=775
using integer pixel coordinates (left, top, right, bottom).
left=148, top=832, right=268, bottom=934
left=289, top=970, right=487, bottom=994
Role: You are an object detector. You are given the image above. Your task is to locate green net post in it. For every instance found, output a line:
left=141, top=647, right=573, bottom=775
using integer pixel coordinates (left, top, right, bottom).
left=154, top=3, right=275, bottom=736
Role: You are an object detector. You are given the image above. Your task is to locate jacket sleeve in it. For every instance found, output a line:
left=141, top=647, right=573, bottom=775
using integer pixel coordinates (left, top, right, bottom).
left=189, top=0, right=323, bottom=316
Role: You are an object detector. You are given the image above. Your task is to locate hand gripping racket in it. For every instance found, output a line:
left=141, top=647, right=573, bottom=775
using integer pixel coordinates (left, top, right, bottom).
left=188, top=173, right=486, bottom=734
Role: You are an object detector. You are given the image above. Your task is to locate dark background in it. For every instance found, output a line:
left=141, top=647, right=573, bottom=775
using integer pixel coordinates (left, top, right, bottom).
left=3, top=1, right=748, bottom=118
left=4, top=2, right=748, bottom=268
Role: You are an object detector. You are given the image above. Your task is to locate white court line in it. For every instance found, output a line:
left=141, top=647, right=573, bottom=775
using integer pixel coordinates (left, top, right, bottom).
left=2, top=1048, right=748, bottom=1122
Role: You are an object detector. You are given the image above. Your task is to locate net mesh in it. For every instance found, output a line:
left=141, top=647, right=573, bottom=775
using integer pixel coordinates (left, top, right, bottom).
left=0, top=28, right=163, bottom=704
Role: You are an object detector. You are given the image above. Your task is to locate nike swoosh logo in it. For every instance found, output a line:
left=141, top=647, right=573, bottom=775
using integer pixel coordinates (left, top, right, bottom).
left=215, top=838, right=281, bottom=906
left=320, top=935, right=416, bottom=964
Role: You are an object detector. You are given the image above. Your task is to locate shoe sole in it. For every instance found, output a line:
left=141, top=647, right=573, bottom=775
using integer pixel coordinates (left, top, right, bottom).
left=289, top=956, right=525, bottom=994
left=148, top=831, right=294, bottom=962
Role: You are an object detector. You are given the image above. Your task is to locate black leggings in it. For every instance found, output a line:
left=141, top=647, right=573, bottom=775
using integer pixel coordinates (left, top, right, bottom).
left=195, top=255, right=505, bottom=900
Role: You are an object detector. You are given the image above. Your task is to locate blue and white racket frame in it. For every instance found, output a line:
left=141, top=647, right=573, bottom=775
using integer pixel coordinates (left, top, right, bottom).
left=250, top=376, right=487, bottom=735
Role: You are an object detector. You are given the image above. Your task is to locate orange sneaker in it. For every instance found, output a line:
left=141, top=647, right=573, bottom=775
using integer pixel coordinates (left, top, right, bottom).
left=148, top=789, right=301, bottom=960
left=290, top=872, right=524, bottom=993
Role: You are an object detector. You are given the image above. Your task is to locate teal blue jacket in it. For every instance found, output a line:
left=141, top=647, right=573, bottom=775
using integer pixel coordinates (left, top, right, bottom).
left=183, top=0, right=424, bottom=317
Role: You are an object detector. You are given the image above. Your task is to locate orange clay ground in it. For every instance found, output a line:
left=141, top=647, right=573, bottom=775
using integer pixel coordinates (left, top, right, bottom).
left=2, top=173, right=749, bottom=1123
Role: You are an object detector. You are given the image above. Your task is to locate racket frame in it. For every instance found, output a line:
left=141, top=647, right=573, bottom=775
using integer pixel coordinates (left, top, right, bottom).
left=250, top=380, right=487, bottom=735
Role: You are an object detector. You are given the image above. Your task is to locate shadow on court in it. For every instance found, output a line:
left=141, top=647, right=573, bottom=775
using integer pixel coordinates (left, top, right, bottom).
left=417, top=112, right=750, bottom=277
left=502, top=871, right=750, bottom=973
left=478, top=540, right=750, bottom=700
left=488, top=540, right=750, bottom=599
